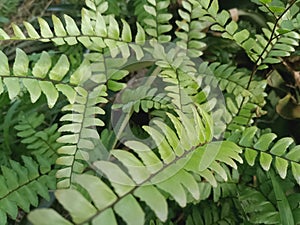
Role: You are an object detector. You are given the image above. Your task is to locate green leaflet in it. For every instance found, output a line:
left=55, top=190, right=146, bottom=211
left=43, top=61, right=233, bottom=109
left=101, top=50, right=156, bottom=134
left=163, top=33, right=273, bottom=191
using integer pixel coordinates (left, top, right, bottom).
left=0, top=51, right=10, bottom=76
left=0, top=0, right=299, bottom=224
left=134, top=185, right=168, bottom=222
left=32, top=51, right=52, bottom=78
left=270, top=170, right=295, bottom=225
left=114, top=195, right=145, bottom=225
left=0, top=156, right=55, bottom=225
left=38, top=17, right=53, bottom=39
left=49, top=55, right=70, bottom=81
left=39, top=81, right=59, bottom=108
left=3, top=78, right=20, bottom=99
left=28, top=209, right=73, bottom=225
left=93, top=161, right=136, bottom=195
left=13, top=48, right=28, bottom=76
left=74, top=174, right=117, bottom=210
left=55, top=189, right=97, bottom=224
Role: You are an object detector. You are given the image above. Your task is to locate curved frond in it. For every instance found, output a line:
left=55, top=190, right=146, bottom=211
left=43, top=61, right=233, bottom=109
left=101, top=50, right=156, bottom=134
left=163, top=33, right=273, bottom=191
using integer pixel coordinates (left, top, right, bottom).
left=205, top=0, right=300, bottom=69
left=28, top=104, right=242, bottom=225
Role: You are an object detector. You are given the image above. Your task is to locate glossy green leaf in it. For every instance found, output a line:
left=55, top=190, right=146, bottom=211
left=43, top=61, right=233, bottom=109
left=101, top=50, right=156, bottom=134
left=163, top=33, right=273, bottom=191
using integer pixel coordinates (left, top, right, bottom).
left=239, top=127, right=258, bottom=147
left=3, top=78, right=20, bottom=99
left=39, top=81, right=59, bottom=108
left=114, top=195, right=145, bottom=225
left=291, top=162, right=300, bottom=185
left=64, top=15, right=80, bottom=36
left=0, top=51, right=10, bottom=75
left=38, top=18, right=53, bottom=38
left=134, top=185, right=168, bottom=222
left=136, top=22, right=146, bottom=44
left=55, top=189, right=97, bottom=224
left=121, top=19, right=132, bottom=42
left=28, top=209, right=73, bottom=225
left=108, top=16, right=120, bottom=39
left=23, top=79, right=42, bottom=103
left=32, top=51, right=52, bottom=78
left=111, top=150, right=150, bottom=184
left=52, top=15, right=67, bottom=36
left=260, top=152, right=272, bottom=171
left=12, top=24, right=26, bottom=39
left=13, top=49, right=29, bottom=76
left=92, top=209, right=117, bottom=225
left=275, top=157, right=288, bottom=179
left=254, top=133, right=277, bottom=151
left=270, top=137, right=294, bottom=156
left=23, top=22, right=40, bottom=39
left=74, top=174, right=117, bottom=210
left=93, top=161, right=135, bottom=196
left=49, top=55, right=69, bottom=81
left=156, top=177, right=187, bottom=207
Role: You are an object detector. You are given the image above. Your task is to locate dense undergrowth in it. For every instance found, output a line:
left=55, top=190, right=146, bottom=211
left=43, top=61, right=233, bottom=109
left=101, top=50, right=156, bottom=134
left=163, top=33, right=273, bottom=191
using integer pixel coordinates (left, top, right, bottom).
left=0, top=0, right=300, bottom=224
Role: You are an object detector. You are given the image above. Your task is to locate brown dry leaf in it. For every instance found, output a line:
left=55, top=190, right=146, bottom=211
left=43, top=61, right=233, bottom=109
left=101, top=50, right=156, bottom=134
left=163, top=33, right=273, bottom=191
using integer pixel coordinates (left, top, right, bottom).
left=276, top=94, right=300, bottom=119
left=229, top=8, right=239, bottom=22
left=293, top=71, right=300, bottom=87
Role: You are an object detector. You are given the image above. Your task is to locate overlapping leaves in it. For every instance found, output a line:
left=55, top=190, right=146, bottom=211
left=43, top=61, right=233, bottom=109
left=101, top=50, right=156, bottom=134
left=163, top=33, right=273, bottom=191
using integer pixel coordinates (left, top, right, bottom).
left=29, top=104, right=242, bottom=225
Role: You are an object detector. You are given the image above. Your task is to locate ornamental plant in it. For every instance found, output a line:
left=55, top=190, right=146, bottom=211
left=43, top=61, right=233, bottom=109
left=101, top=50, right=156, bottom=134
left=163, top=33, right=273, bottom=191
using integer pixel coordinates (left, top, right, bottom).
left=0, top=0, right=299, bottom=224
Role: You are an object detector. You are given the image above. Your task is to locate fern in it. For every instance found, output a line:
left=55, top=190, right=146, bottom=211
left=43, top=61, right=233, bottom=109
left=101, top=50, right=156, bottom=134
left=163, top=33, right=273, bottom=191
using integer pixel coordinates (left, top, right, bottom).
left=0, top=0, right=299, bottom=224
left=0, top=156, right=56, bottom=225
left=143, top=0, right=173, bottom=42
left=29, top=104, right=243, bottom=224
left=56, top=85, right=107, bottom=188
left=175, top=0, right=207, bottom=57
left=15, top=112, right=61, bottom=164
left=207, top=0, right=300, bottom=69
left=227, top=126, right=300, bottom=184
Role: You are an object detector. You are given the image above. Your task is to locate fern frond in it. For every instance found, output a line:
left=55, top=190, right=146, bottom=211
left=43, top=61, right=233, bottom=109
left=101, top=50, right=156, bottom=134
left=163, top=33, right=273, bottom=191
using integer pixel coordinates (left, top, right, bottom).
left=143, top=0, right=173, bottom=42
left=241, top=22, right=300, bottom=70
left=0, top=3, right=147, bottom=59
left=186, top=200, right=240, bottom=225
left=205, top=0, right=300, bottom=69
left=228, top=127, right=300, bottom=184
left=175, top=0, right=207, bottom=57
left=0, top=49, right=75, bottom=108
left=239, top=185, right=280, bottom=224
left=201, top=62, right=267, bottom=106
left=113, top=83, right=172, bottom=113
left=55, top=85, right=107, bottom=188
left=238, top=168, right=300, bottom=224
left=15, top=112, right=61, bottom=164
left=0, top=156, right=55, bottom=225
left=28, top=104, right=243, bottom=225
left=150, top=42, right=200, bottom=111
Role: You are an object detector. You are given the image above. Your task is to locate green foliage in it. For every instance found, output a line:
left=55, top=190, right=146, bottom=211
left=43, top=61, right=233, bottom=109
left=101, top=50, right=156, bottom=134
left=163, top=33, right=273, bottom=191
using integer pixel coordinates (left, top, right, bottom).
left=0, top=0, right=20, bottom=24
left=0, top=0, right=299, bottom=224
